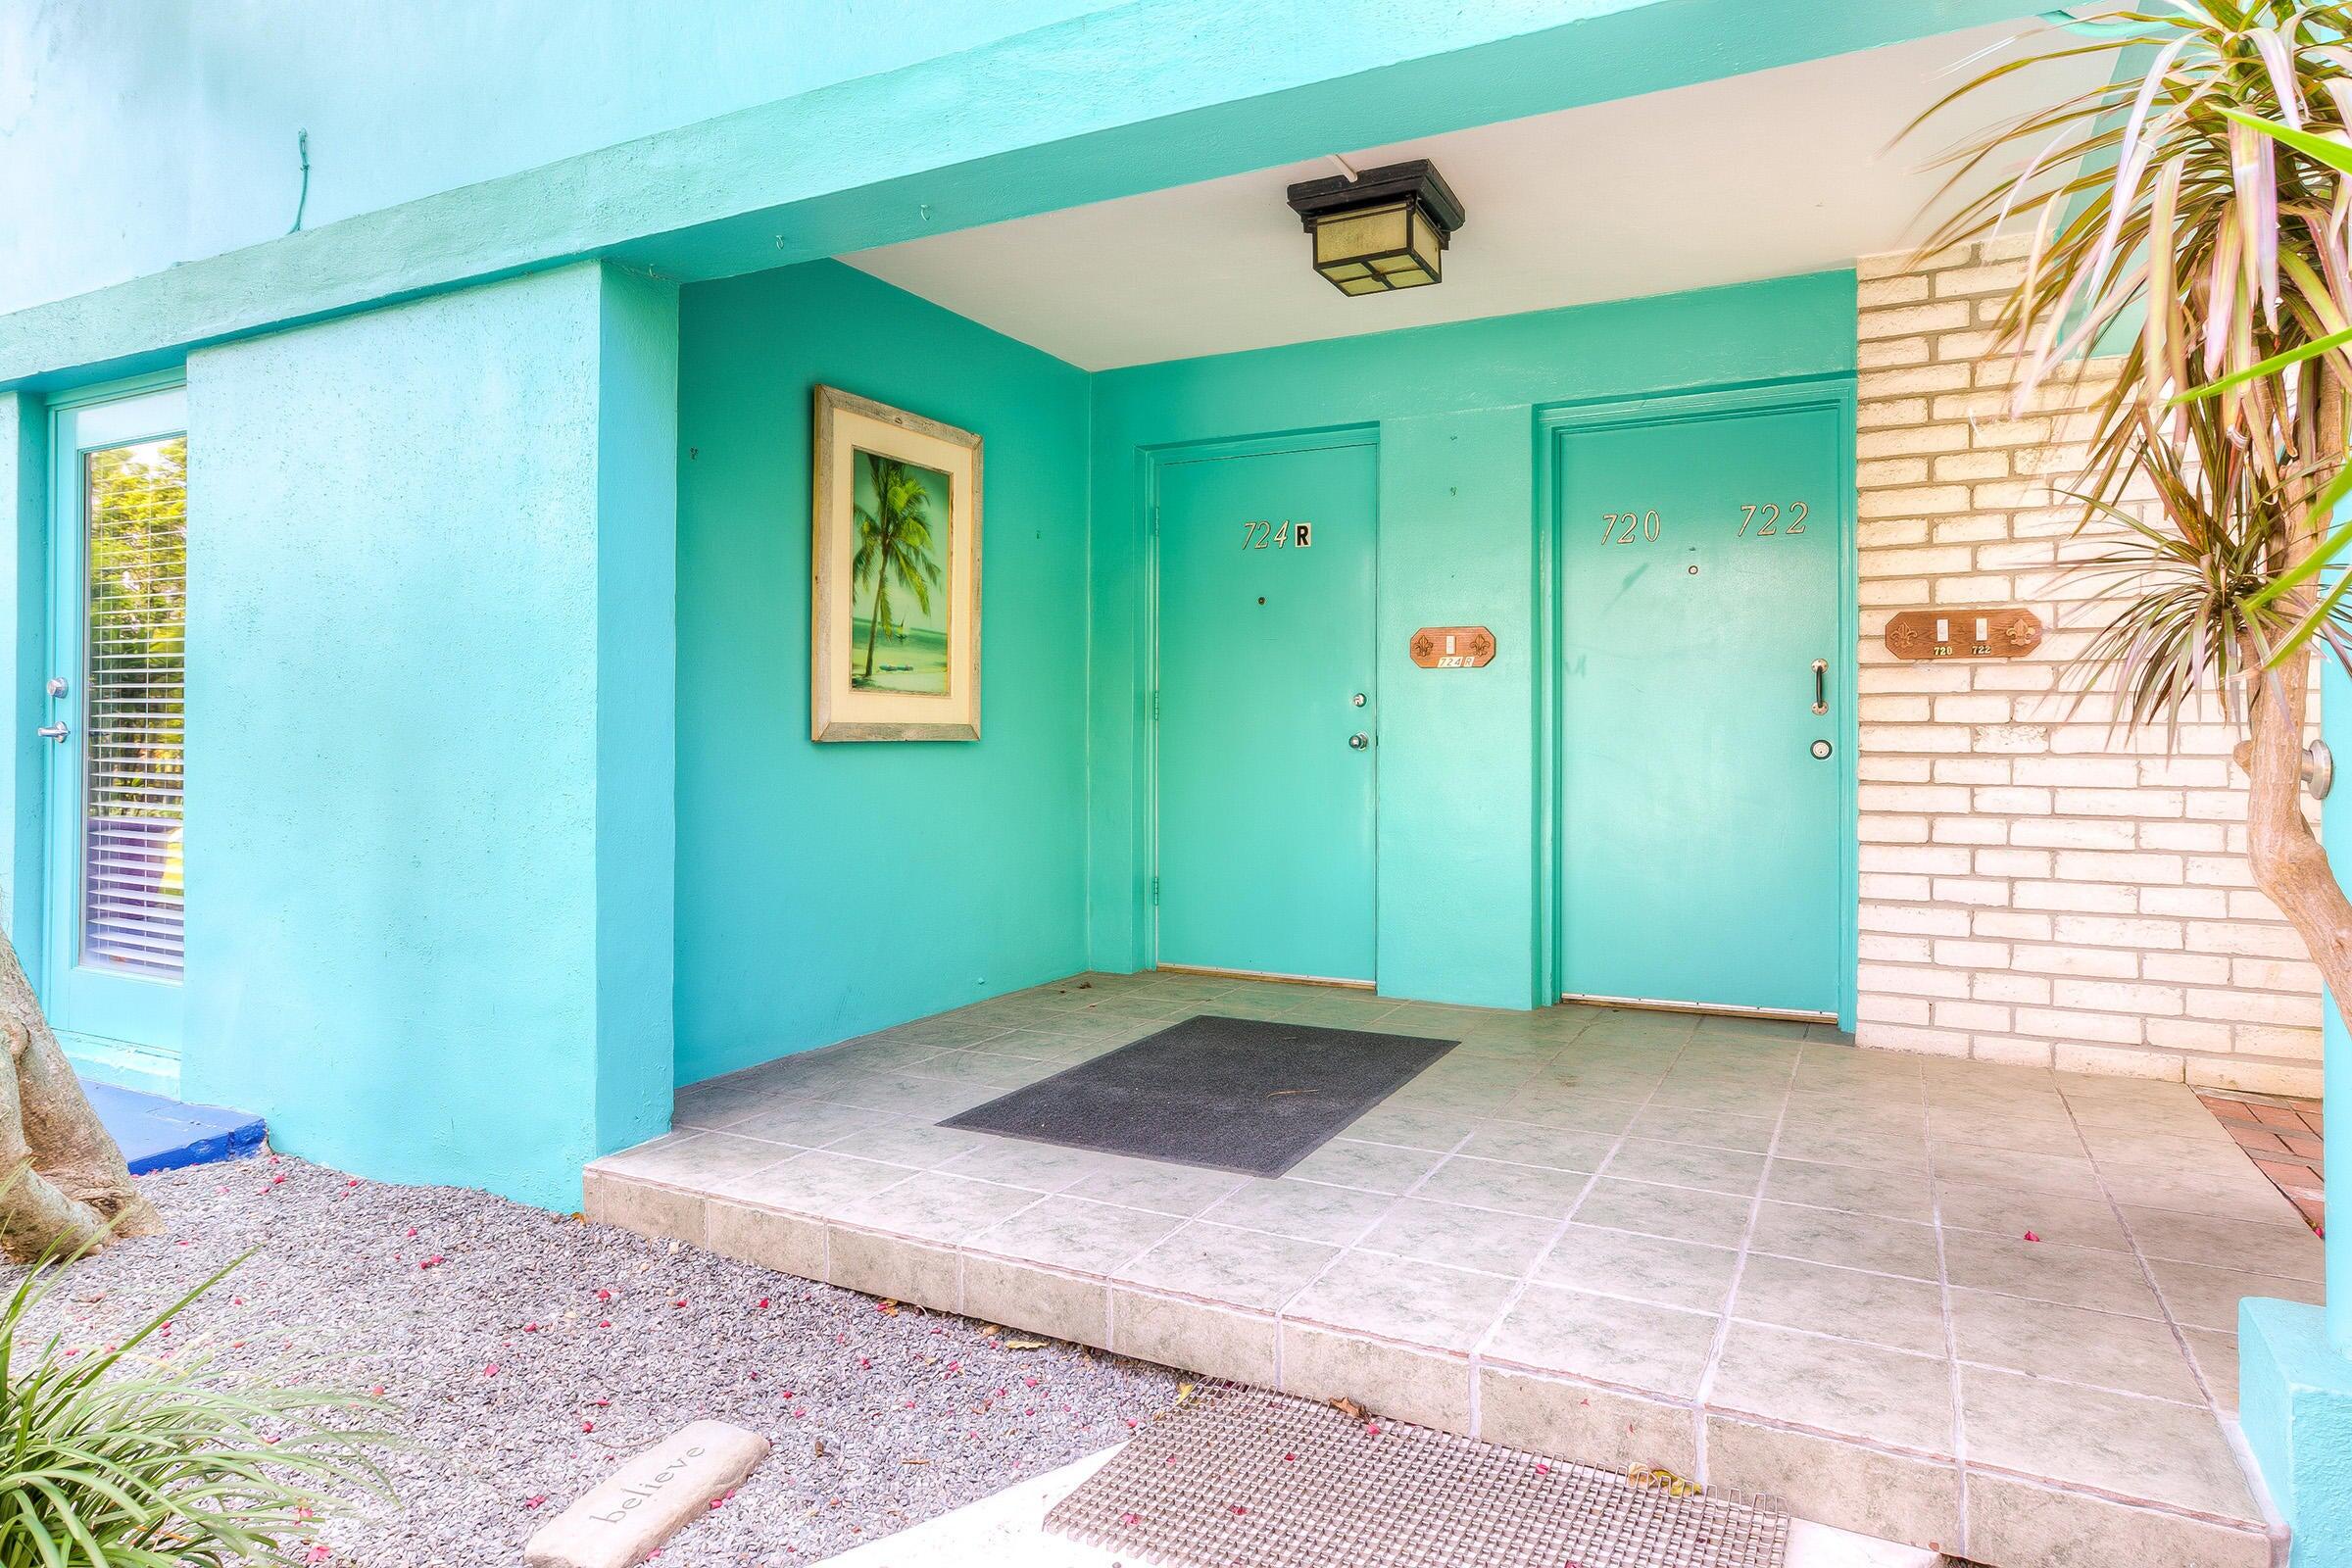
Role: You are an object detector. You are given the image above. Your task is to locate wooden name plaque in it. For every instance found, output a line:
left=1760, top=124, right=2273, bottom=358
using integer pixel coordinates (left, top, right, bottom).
left=1409, top=626, right=1494, bottom=669
left=1883, top=608, right=2043, bottom=662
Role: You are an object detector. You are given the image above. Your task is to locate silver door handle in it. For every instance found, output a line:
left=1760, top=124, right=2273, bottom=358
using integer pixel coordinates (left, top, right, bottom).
left=1348, top=733, right=1370, bottom=751
left=1811, top=660, right=1828, bottom=715
left=36, top=723, right=67, bottom=742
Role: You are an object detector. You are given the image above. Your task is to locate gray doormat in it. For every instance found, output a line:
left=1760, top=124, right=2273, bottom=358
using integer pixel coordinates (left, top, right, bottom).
left=940, top=1013, right=1452, bottom=1177
left=1049, top=1384, right=1788, bottom=1568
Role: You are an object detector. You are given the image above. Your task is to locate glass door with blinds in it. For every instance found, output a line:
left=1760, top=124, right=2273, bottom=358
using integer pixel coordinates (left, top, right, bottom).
left=44, top=386, right=187, bottom=1053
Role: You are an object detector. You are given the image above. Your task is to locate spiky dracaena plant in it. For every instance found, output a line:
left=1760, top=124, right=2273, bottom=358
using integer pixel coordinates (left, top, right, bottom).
left=1915, top=1, right=2352, bottom=1037
left=0, top=1208, right=395, bottom=1566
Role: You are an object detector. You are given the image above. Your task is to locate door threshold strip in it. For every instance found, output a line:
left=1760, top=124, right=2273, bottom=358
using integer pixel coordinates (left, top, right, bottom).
left=1157, top=963, right=1377, bottom=991
left=1558, top=991, right=1834, bottom=1025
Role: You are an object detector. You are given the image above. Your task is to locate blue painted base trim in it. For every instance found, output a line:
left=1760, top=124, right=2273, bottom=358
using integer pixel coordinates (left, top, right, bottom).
left=79, top=1076, right=266, bottom=1174
left=2241, top=1297, right=2352, bottom=1564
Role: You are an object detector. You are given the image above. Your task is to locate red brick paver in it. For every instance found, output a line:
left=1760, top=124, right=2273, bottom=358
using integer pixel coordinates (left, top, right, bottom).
left=2201, top=1090, right=2326, bottom=1235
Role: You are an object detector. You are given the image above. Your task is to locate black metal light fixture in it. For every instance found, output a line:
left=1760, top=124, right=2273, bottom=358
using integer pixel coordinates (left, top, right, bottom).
left=1284, top=159, right=1465, bottom=296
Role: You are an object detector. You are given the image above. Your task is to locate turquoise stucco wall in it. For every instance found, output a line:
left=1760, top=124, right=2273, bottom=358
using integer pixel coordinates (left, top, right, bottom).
left=0, top=1, right=2040, bottom=393
left=2, top=0, right=1123, bottom=318
left=179, top=262, right=673, bottom=1206
left=1089, top=270, right=1861, bottom=1006
left=0, top=395, right=44, bottom=984
left=672, top=261, right=1091, bottom=1086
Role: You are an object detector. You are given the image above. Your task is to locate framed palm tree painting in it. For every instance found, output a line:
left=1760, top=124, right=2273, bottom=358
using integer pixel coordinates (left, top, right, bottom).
left=809, top=386, right=982, bottom=741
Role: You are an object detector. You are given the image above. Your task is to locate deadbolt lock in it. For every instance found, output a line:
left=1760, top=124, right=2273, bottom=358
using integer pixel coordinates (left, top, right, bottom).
left=1811, top=740, right=1833, bottom=760
left=1349, top=733, right=1370, bottom=751
left=1351, top=692, right=1367, bottom=708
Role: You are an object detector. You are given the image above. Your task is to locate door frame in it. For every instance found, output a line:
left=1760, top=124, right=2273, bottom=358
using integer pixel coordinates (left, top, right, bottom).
left=42, top=369, right=190, bottom=1075
left=1143, top=424, right=1381, bottom=985
left=1536, top=377, right=1859, bottom=1030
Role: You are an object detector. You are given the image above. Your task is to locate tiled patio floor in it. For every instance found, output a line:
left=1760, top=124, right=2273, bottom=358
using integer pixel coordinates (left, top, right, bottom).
left=587, top=971, right=2321, bottom=1568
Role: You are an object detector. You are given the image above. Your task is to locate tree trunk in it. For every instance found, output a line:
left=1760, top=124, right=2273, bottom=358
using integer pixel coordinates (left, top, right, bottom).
left=862, top=574, right=888, bottom=681
left=2241, top=375, right=2352, bottom=1047
left=2240, top=637, right=2352, bottom=1042
left=0, top=928, right=160, bottom=1262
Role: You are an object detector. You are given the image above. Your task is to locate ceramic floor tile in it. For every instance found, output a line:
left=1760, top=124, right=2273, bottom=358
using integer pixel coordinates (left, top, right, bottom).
left=1077, top=1156, right=1250, bottom=1216
left=1959, top=1366, right=2258, bottom=1521
left=1285, top=1250, right=1516, bottom=1350
left=1747, top=1201, right=1940, bottom=1281
left=1285, top=1137, right=1448, bottom=1195
left=1947, top=1288, right=2204, bottom=1403
left=2093, top=1157, right=2299, bottom=1224
left=1484, top=1283, right=1721, bottom=1396
left=1572, top=1178, right=1756, bottom=1250
left=1762, top=1157, right=1936, bottom=1224
left=820, top=1120, right=989, bottom=1169
left=1730, top=1253, right=1947, bottom=1356
left=1355, top=1198, right=1559, bottom=1277
left=722, top=1098, right=888, bottom=1149
left=1115, top=1221, right=1340, bottom=1311
left=1533, top=1222, right=1740, bottom=1314
left=1414, top=1153, right=1591, bottom=1216
left=1456, top=1119, right=1617, bottom=1171
left=1931, top=1143, right=2103, bottom=1198
left=1624, top=1103, right=1779, bottom=1153
left=935, top=1137, right=1117, bottom=1191
left=1198, top=1178, right=1395, bottom=1246
left=722, top=1150, right=917, bottom=1213
left=1706, top=1321, right=1955, bottom=1456
left=1935, top=1182, right=2131, bottom=1251
left=1340, top=1103, right=1482, bottom=1152
left=963, top=1193, right=1183, bottom=1273
left=835, top=1170, right=1043, bottom=1243
left=1500, top=1086, right=1645, bottom=1136
left=1772, top=1120, right=1932, bottom=1173
left=1940, top=1230, right=2163, bottom=1318
left=2147, top=1255, right=2323, bottom=1334
left=2121, top=1205, right=2324, bottom=1282
left=1603, top=1138, right=1768, bottom=1198
left=591, top=1131, right=797, bottom=1189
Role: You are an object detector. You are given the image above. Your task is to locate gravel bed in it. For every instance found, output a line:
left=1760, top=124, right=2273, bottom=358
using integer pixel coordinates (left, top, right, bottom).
left=8, top=1154, right=1189, bottom=1565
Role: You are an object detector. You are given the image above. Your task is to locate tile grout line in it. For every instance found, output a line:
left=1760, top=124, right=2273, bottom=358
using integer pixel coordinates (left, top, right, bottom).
left=1686, top=1034, right=1808, bottom=1491
left=1924, top=1068, right=1972, bottom=1562
left=1270, top=1125, right=1485, bottom=1398
left=2059, top=1082, right=2246, bottom=1462
left=1465, top=1016, right=1706, bottom=1448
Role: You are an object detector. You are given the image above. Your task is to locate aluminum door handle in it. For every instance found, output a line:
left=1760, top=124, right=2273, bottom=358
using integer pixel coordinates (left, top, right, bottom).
left=36, top=722, right=67, bottom=743
left=1811, top=659, right=1828, bottom=715
left=1348, top=733, right=1370, bottom=751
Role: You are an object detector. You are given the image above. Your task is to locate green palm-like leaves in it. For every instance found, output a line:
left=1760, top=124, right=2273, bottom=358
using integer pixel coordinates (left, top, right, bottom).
left=1914, top=1, right=2352, bottom=714
left=0, top=1196, right=394, bottom=1567
left=852, top=453, right=944, bottom=682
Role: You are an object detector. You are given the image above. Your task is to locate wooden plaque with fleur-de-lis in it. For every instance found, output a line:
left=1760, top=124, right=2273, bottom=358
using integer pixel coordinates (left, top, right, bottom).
left=1883, top=607, right=2043, bottom=662
left=1408, top=626, right=1495, bottom=669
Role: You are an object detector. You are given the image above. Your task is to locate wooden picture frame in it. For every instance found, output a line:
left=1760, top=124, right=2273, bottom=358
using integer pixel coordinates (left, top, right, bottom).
left=809, top=385, right=983, bottom=741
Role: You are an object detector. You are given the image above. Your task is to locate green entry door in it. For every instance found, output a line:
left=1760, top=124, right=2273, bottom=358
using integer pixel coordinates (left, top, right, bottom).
left=1555, top=399, right=1845, bottom=1017
left=1155, top=440, right=1377, bottom=983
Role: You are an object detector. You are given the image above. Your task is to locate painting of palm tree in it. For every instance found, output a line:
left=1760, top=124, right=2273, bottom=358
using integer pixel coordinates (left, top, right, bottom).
left=849, top=450, right=951, bottom=695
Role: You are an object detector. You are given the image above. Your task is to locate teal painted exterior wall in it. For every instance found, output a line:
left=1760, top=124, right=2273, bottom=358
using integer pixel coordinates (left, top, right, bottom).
left=672, top=261, right=1091, bottom=1086
left=0, top=2, right=2037, bottom=393
left=179, top=262, right=674, bottom=1207
left=2, top=0, right=1123, bottom=318
left=0, top=394, right=46, bottom=990
left=1090, top=270, right=1860, bottom=1008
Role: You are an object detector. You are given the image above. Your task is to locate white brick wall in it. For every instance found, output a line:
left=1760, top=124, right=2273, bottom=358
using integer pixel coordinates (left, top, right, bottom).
left=1853, top=241, right=2325, bottom=1096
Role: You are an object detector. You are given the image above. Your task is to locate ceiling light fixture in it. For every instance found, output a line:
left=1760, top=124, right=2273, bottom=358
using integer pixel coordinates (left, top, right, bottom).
left=1284, top=158, right=1465, bottom=296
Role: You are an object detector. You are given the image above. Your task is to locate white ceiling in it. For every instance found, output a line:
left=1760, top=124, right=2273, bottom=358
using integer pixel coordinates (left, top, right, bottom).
left=844, top=20, right=2107, bottom=370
